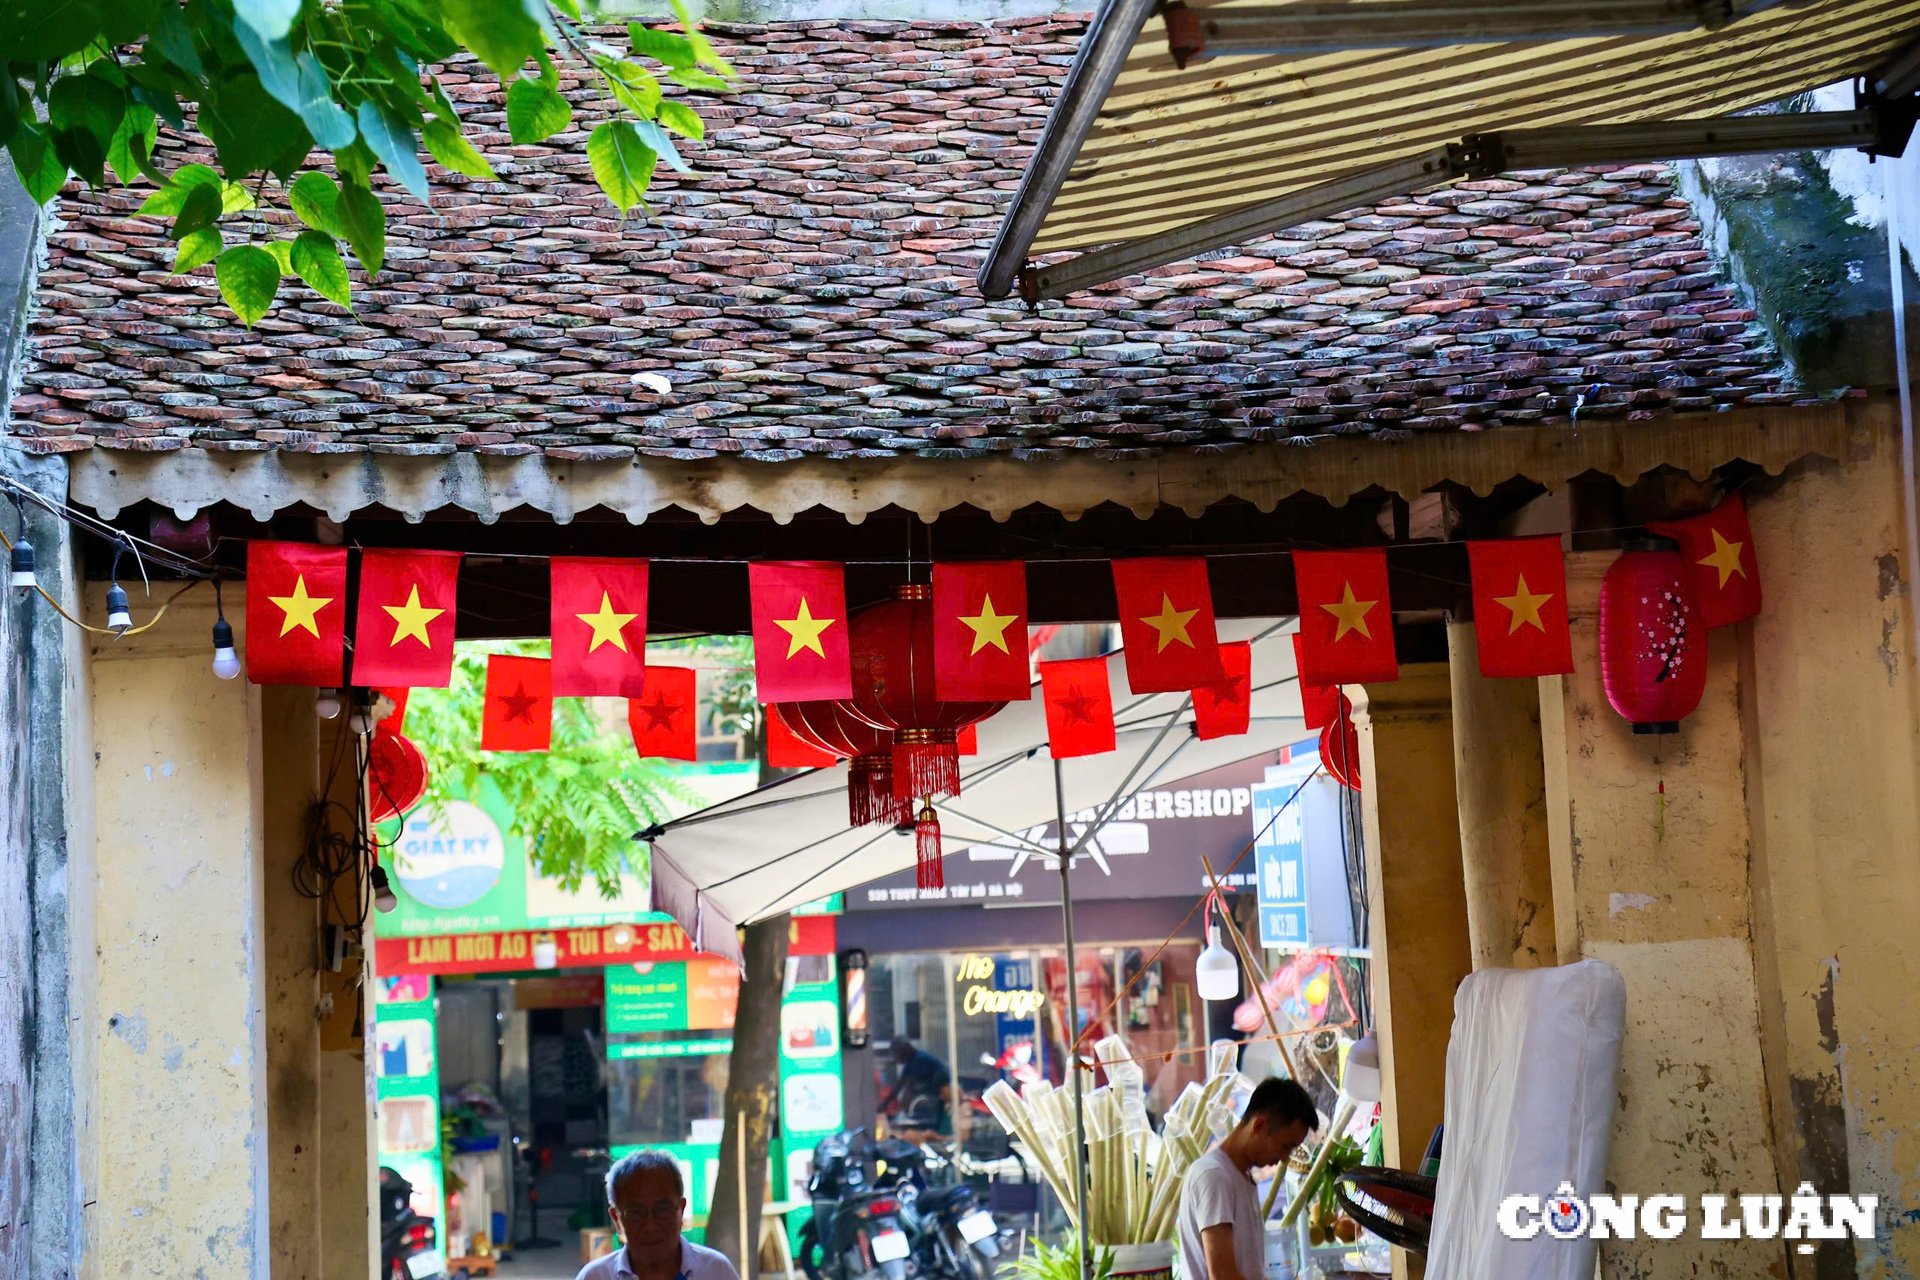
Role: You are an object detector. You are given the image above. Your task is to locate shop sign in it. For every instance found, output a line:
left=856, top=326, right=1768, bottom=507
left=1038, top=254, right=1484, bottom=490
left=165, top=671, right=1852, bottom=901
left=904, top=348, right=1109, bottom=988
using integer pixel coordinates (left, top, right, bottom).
left=514, top=973, right=606, bottom=1010
left=1253, top=758, right=1359, bottom=952
left=606, top=957, right=740, bottom=1034
left=375, top=914, right=836, bottom=976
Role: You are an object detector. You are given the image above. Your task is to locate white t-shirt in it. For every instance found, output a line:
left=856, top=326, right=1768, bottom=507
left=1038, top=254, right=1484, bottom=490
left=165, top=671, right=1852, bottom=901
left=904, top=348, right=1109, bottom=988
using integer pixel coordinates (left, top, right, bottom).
left=576, top=1236, right=741, bottom=1280
left=1176, top=1147, right=1266, bottom=1280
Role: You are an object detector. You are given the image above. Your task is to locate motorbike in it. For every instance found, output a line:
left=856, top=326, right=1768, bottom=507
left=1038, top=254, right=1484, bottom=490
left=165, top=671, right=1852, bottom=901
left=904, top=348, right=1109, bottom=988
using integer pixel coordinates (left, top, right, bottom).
left=380, top=1166, right=446, bottom=1280
left=869, top=1137, right=1001, bottom=1280
left=798, top=1129, right=915, bottom=1280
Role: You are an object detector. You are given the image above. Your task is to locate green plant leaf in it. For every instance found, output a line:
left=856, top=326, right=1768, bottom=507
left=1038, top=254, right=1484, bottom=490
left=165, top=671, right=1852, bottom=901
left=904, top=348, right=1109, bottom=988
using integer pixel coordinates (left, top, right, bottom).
left=8, top=123, right=69, bottom=204
left=0, top=0, right=104, bottom=63
left=656, top=100, right=703, bottom=141
left=355, top=99, right=429, bottom=199
left=288, top=171, right=340, bottom=234
left=669, top=0, right=735, bottom=74
left=292, top=53, right=357, bottom=149
left=422, top=117, right=496, bottom=178
left=506, top=76, right=570, bottom=144
left=594, top=57, right=661, bottom=119
left=172, top=227, right=222, bottom=273
left=290, top=229, right=353, bottom=307
left=46, top=68, right=124, bottom=149
left=631, top=119, right=689, bottom=173
left=336, top=180, right=385, bottom=276
left=146, top=0, right=202, bottom=75
left=233, top=0, right=302, bottom=43
left=135, top=162, right=221, bottom=215
left=264, top=239, right=296, bottom=274
left=667, top=66, right=730, bottom=94
left=216, top=244, right=280, bottom=326
left=104, top=106, right=157, bottom=184
left=202, top=68, right=307, bottom=176
left=170, top=181, right=223, bottom=240
left=627, top=23, right=696, bottom=70
left=586, top=119, right=654, bottom=214
left=440, top=0, right=545, bottom=79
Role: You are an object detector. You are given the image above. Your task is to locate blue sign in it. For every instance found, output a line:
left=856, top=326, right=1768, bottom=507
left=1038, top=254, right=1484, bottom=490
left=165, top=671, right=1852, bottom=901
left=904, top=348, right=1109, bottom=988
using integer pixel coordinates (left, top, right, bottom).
left=993, top=956, right=1038, bottom=1057
left=1253, top=759, right=1316, bottom=948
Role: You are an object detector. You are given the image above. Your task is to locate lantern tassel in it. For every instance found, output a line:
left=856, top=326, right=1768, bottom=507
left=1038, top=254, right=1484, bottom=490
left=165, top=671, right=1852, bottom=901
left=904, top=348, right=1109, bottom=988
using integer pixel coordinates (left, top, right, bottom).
left=916, top=803, right=944, bottom=890
left=893, top=736, right=961, bottom=802
left=850, top=755, right=911, bottom=827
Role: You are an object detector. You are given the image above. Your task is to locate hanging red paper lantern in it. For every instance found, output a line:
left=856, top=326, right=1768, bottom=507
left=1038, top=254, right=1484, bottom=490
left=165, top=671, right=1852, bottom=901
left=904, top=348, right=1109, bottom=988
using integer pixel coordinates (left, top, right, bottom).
left=1599, top=534, right=1706, bottom=734
left=367, top=730, right=429, bottom=822
left=772, top=700, right=911, bottom=828
left=841, top=584, right=1007, bottom=802
left=1320, top=694, right=1361, bottom=792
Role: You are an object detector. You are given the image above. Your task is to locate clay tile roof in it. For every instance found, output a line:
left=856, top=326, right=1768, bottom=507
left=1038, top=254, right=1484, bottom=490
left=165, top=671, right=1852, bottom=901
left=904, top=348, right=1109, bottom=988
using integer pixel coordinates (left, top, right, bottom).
left=9, top=17, right=1799, bottom=467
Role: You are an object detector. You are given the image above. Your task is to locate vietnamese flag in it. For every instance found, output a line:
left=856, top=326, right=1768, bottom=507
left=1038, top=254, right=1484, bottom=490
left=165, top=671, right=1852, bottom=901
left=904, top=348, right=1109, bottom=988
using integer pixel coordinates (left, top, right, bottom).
left=1292, top=549, right=1397, bottom=685
left=748, top=562, right=851, bottom=702
left=1291, top=633, right=1339, bottom=730
left=768, top=708, right=839, bottom=769
left=551, top=557, right=649, bottom=697
left=1648, top=495, right=1762, bottom=628
left=933, top=561, right=1030, bottom=701
left=1111, top=557, right=1224, bottom=693
left=629, top=665, right=698, bottom=760
left=1192, top=641, right=1252, bottom=740
left=1040, top=657, right=1115, bottom=759
left=351, top=549, right=462, bottom=688
left=1467, top=537, right=1574, bottom=677
left=246, top=541, right=347, bottom=686
left=482, top=654, right=552, bottom=752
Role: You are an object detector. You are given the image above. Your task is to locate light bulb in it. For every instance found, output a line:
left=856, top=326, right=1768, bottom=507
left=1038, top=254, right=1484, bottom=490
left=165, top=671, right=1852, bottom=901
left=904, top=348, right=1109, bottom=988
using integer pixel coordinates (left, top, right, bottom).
left=1342, top=1032, right=1382, bottom=1104
left=371, top=864, right=398, bottom=913
left=316, top=689, right=343, bottom=720
left=104, top=583, right=132, bottom=634
left=1195, top=924, right=1240, bottom=1002
left=9, top=538, right=34, bottom=596
left=348, top=693, right=376, bottom=736
left=211, top=617, right=242, bottom=679
left=532, top=937, right=559, bottom=970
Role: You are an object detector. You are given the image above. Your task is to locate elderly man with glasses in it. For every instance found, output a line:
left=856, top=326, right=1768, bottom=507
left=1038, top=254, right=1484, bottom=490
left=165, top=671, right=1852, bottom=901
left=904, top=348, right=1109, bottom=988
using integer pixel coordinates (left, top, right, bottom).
left=577, top=1150, right=742, bottom=1280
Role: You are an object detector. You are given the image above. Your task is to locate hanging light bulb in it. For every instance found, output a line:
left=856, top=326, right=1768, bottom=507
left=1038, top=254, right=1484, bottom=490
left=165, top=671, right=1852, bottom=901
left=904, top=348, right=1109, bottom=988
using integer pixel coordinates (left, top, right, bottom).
left=9, top=536, right=35, bottom=597
left=104, top=582, right=132, bottom=634
left=532, top=933, right=559, bottom=970
left=1195, top=922, right=1240, bottom=1002
left=1342, top=1031, right=1382, bottom=1104
left=348, top=691, right=377, bottom=736
left=370, top=864, right=399, bottom=913
left=210, top=616, right=242, bottom=680
left=315, top=689, right=344, bottom=720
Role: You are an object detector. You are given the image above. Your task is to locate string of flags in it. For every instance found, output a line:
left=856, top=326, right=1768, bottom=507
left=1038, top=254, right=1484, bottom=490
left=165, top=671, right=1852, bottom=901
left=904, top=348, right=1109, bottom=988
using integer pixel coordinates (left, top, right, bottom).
left=241, top=495, right=1761, bottom=765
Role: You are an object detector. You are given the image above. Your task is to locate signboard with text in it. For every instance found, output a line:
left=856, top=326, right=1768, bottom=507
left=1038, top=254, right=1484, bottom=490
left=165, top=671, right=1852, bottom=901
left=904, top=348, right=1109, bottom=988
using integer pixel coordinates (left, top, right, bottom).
left=1254, top=755, right=1361, bottom=953
left=375, top=912, right=836, bottom=977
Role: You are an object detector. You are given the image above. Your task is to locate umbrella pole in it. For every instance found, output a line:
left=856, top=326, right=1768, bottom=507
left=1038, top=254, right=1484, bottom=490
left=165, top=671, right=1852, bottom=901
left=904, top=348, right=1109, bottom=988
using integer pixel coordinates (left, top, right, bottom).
left=1055, top=758, right=1094, bottom=1280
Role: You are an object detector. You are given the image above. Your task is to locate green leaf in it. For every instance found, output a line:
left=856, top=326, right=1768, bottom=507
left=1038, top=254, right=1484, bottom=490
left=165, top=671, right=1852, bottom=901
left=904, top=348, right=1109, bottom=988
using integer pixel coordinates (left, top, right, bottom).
left=49, top=126, right=106, bottom=188
left=440, top=0, right=545, bottom=79
left=506, top=77, right=570, bottom=144
left=172, top=227, right=223, bottom=273
left=585, top=120, right=654, bottom=215
left=422, top=118, right=496, bottom=178
left=669, top=0, right=735, bottom=74
left=289, top=170, right=342, bottom=234
left=234, top=0, right=302, bottom=44
left=657, top=99, right=704, bottom=141
left=216, top=244, right=280, bottom=326
left=336, top=180, right=385, bottom=276
left=290, top=229, right=353, bottom=307
left=291, top=53, right=356, bottom=149
left=264, top=239, right=296, bottom=274
left=627, top=23, right=696, bottom=70
left=667, top=66, right=731, bottom=94
left=201, top=68, right=307, bottom=176
left=136, top=162, right=222, bottom=215
left=170, top=180, right=223, bottom=240
left=549, top=0, right=579, bottom=18
left=8, top=123, right=69, bottom=204
left=594, top=57, right=661, bottom=119
left=632, top=118, right=690, bottom=173
left=105, top=106, right=158, bottom=184
left=232, top=19, right=301, bottom=109
left=0, top=0, right=102, bottom=63
left=147, top=0, right=202, bottom=75
left=128, top=125, right=168, bottom=188
left=355, top=99, right=428, bottom=199
left=46, top=68, right=124, bottom=149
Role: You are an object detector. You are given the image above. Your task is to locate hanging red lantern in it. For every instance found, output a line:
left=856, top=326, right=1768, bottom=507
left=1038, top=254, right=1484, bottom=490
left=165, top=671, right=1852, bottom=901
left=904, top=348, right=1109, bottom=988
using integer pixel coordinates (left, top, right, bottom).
left=772, top=700, right=911, bottom=828
left=1599, top=533, right=1706, bottom=734
left=367, top=730, right=429, bottom=822
left=841, top=584, right=1007, bottom=802
left=1320, top=694, right=1361, bottom=792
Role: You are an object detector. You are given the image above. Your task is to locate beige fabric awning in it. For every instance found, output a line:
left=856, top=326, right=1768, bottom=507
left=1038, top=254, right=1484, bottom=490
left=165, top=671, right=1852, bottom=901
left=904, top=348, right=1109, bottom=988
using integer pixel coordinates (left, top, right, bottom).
left=979, top=0, right=1920, bottom=299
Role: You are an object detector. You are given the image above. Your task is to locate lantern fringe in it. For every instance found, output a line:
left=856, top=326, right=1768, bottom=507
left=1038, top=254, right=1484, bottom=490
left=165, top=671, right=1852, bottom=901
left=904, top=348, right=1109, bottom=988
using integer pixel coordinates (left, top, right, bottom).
left=893, top=738, right=961, bottom=802
left=849, top=755, right=912, bottom=827
left=916, top=804, right=943, bottom=890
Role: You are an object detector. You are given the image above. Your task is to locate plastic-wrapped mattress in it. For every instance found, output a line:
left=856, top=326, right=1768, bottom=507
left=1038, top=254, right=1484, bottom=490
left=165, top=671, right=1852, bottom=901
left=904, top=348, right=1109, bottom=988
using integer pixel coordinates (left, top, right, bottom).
left=1426, top=959, right=1627, bottom=1280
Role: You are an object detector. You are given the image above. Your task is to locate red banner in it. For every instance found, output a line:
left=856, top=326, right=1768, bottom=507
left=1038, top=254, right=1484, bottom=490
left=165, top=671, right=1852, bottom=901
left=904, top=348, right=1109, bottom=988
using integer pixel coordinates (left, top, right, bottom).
left=1192, top=640, right=1252, bottom=740
left=245, top=541, right=348, bottom=686
left=551, top=556, right=650, bottom=697
left=351, top=548, right=463, bottom=688
left=1112, top=556, right=1224, bottom=693
left=376, top=913, right=837, bottom=976
left=748, top=561, right=852, bottom=701
left=932, top=560, right=1031, bottom=701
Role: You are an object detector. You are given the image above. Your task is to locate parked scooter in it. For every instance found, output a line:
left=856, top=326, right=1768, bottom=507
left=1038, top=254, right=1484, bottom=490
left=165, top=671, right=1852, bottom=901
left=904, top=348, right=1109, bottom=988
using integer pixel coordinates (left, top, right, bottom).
left=798, top=1129, right=915, bottom=1280
left=869, top=1137, right=1001, bottom=1280
left=380, top=1166, right=446, bottom=1280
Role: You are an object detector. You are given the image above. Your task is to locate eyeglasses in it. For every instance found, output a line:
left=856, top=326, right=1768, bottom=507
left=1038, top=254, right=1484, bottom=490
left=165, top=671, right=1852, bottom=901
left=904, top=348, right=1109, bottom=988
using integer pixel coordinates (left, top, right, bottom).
left=615, top=1199, right=684, bottom=1224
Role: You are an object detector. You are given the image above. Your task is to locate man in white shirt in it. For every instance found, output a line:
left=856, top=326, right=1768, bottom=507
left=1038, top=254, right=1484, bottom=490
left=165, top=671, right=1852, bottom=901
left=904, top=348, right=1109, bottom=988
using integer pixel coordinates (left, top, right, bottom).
left=1176, top=1079, right=1319, bottom=1280
left=578, top=1150, right=742, bottom=1280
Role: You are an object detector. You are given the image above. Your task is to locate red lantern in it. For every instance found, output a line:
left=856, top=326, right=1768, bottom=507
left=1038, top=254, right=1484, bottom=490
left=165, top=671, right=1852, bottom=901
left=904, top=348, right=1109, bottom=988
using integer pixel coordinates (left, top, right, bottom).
left=1320, top=694, right=1361, bottom=791
left=772, top=701, right=911, bottom=828
left=1599, top=534, right=1705, bottom=734
left=841, top=584, right=1006, bottom=802
left=367, top=730, right=429, bottom=822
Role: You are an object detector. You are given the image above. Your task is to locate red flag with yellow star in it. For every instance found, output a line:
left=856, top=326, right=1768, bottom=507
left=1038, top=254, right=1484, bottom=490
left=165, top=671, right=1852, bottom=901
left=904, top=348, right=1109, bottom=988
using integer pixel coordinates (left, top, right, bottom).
left=629, top=665, right=697, bottom=760
left=351, top=548, right=462, bottom=688
left=1111, top=557, right=1224, bottom=694
left=932, top=561, right=1030, bottom=701
left=482, top=654, right=553, bottom=752
left=748, top=562, right=851, bottom=702
left=1292, top=549, right=1397, bottom=685
left=551, top=557, right=649, bottom=697
left=1291, top=633, right=1340, bottom=730
left=246, top=540, right=348, bottom=686
left=1648, top=495, right=1762, bottom=628
left=1041, top=657, right=1115, bottom=758
left=1467, top=537, right=1574, bottom=677
left=1192, top=641, right=1252, bottom=739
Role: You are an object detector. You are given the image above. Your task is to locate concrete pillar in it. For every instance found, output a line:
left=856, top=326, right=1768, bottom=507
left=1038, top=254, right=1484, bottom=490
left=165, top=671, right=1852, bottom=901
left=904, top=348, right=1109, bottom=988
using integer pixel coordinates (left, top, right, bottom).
left=1540, top=552, right=1781, bottom=1280
left=1445, top=623, right=1556, bottom=970
left=85, top=586, right=269, bottom=1278
left=1348, top=663, right=1473, bottom=1176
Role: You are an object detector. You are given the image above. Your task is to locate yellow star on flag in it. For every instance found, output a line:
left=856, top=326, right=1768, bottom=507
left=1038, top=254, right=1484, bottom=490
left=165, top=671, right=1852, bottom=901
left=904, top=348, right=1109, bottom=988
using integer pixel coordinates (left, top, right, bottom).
left=1698, top=529, right=1747, bottom=588
left=959, top=593, right=1019, bottom=656
left=269, top=574, right=333, bottom=639
left=576, top=591, right=639, bottom=654
left=383, top=585, right=444, bottom=649
left=1141, top=593, right=1199, bottom=652
left=775, top=597, right=836, bottom=660
left=1321, top=582, right=1377, bottom=642
left=1492, top=574, right=1552, bottom=634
